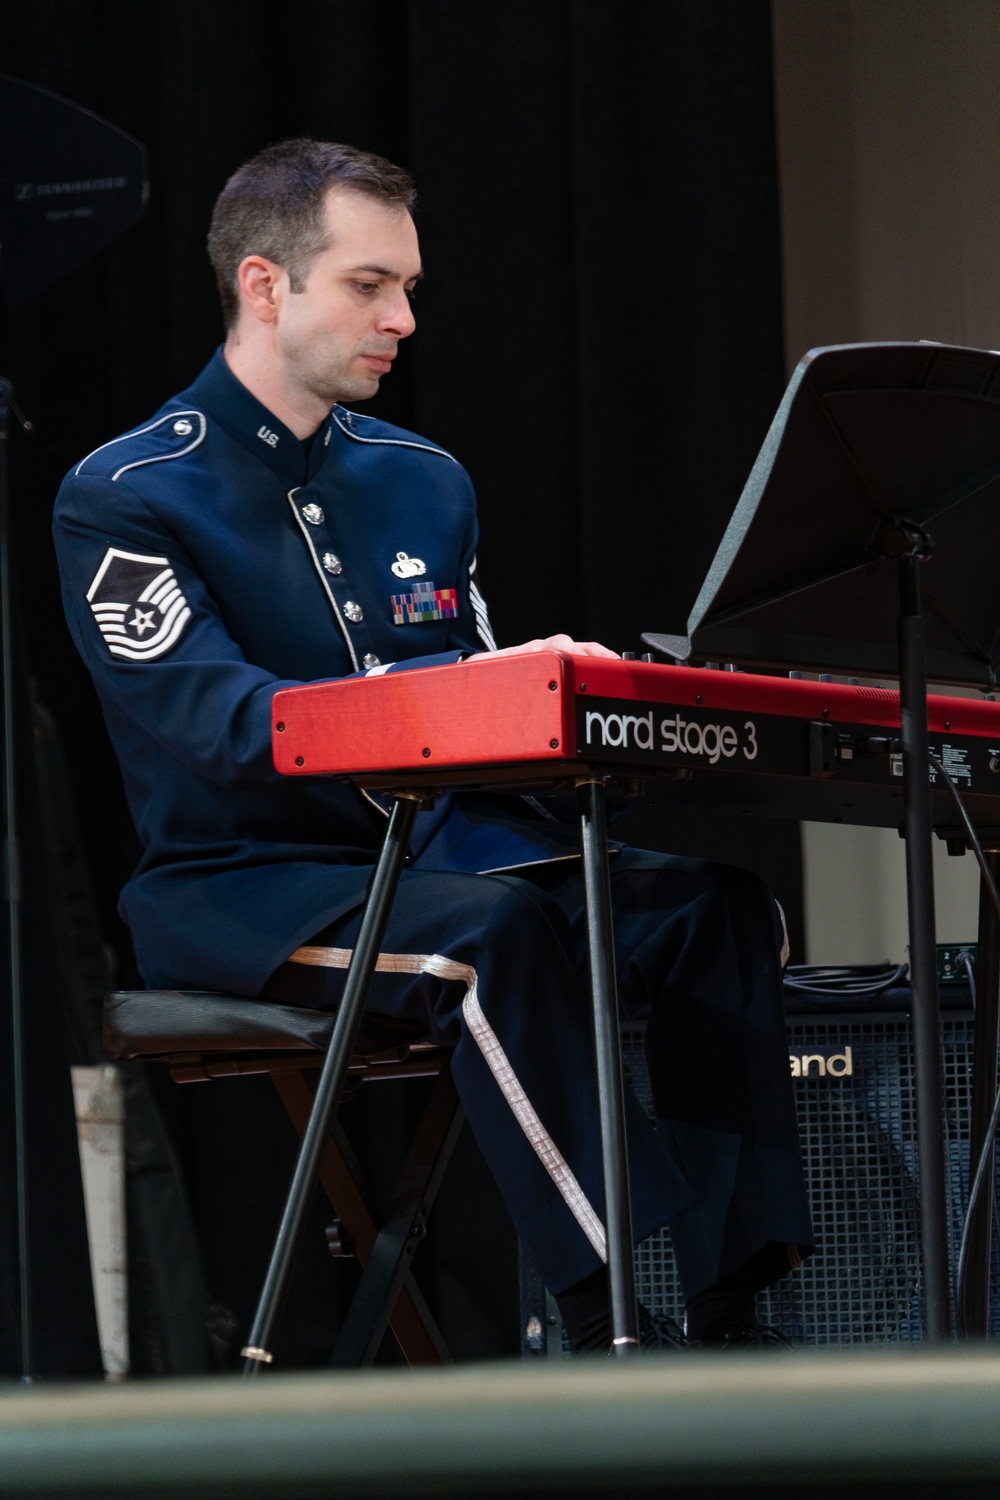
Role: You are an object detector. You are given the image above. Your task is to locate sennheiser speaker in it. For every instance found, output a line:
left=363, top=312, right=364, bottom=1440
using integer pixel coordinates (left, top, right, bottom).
left=521, top=988, right=998, bottom=1352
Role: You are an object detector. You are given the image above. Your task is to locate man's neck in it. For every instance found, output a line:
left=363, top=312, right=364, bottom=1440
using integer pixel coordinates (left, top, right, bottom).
left=222, top=334, right=328, bottom=440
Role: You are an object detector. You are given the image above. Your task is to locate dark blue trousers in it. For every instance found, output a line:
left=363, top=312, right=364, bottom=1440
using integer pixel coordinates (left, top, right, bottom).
left=262, top=849, right=813, bottom=1297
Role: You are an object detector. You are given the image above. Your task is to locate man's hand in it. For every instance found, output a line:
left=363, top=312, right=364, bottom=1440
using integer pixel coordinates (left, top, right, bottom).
left=467, top=634, right=619, bottom=661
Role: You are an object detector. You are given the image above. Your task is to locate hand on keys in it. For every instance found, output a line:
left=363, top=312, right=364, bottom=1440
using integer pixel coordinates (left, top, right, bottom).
left=468, top=633, right=619, bottom=661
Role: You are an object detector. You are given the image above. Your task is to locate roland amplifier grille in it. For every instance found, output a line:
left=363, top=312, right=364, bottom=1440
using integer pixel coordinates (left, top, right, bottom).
left=621, top=995, right=1000, bottom=1345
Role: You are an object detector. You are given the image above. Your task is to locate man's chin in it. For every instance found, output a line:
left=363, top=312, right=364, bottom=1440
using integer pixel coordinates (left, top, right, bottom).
left=332, top=373, right=382, bottom=405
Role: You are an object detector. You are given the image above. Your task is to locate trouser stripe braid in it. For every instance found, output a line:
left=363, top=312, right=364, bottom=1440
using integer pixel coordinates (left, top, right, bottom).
left=289, top=943, right=608, bottom=1258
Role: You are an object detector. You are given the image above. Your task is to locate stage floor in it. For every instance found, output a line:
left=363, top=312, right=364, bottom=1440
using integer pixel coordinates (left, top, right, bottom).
left=2, top=1346, right=1000, bottom=1497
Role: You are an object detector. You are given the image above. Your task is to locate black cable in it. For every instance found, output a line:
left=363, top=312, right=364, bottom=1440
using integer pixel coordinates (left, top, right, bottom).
left=928, top=754, right=1000, bottom=932
left=783, top=962, right=908, bottom=994
left=927, top=751, right=1000, bottom=1330
left=962, top=951, right=977, bottom=1011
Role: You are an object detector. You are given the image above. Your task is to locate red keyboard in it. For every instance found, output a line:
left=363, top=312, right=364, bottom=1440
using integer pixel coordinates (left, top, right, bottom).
left=272, top=652, right=1000, bottom=833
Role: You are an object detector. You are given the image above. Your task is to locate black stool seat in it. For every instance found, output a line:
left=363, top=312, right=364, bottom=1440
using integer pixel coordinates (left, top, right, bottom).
left=106, top=988, right=335, bottom=1055
left=105, top=989, right=434, bottom=1083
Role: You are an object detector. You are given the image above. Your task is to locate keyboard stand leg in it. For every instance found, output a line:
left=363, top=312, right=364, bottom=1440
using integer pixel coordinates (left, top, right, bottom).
left=577, top=777, right=639, bottom=1357
left=962, top=849, right=1000, bottom=1335
left=241, top=791, right=423, bottom=1376
left=898, top=551, right=952, bottom=1340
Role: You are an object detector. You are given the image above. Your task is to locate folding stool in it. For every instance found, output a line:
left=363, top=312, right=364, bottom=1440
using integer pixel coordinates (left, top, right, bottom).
left=104, top=988, right=464, bottom=1367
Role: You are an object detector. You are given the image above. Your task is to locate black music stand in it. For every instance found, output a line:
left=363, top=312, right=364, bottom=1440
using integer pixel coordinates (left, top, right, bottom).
left=645, top=340, right=1000, bottom=1341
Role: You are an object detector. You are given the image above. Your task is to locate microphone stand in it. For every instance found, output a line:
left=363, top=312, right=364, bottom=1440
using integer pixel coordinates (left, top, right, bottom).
left=1, top=376, right=33, bottom=1381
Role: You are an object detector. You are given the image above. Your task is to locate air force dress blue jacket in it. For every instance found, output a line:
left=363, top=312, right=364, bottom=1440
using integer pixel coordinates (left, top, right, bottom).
left=54, top=352, right=579, bottom=992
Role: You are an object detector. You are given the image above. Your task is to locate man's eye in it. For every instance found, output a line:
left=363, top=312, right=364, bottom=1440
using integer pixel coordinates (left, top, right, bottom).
left=354, top=282, right=379, bottom=295
left=405, top=286, right=418, bottom=302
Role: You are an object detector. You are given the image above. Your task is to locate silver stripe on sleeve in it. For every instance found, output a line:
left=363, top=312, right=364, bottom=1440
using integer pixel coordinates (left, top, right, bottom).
left=468, top=566, right=497, bottom=652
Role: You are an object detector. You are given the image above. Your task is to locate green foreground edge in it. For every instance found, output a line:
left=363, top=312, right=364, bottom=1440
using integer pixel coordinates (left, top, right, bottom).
left=2, top=1347, right=1000, bottom=1496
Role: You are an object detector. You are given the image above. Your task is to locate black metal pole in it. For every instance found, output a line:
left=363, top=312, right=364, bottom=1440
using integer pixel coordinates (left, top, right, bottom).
left=962, top=850, right=1000, bottom=1336
left=898, top=550, right=952, bottom=1340
left=577, top=777, right=639, bottom=1356
left=241, top=792, right=421, bottom=1375
left=0, top=378, right=31, bottom=1381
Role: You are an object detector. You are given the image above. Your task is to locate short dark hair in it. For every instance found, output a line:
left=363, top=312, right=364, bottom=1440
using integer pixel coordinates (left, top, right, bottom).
left=207, top=138, right=416, bottom=330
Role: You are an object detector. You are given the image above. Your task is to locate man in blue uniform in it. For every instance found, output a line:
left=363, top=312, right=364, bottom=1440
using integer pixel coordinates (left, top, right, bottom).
left=54, top=139, right=812, bottom=1352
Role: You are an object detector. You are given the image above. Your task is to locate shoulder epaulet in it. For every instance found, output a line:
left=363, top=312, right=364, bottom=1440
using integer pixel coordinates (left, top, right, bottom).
left=74, top=409, right=207, bottom=481
left=330, top=407, right=457, bottom=463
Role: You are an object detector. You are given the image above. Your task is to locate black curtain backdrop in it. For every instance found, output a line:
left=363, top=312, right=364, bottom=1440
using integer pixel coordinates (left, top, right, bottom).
left=0, top=0, right=802, bottom=1369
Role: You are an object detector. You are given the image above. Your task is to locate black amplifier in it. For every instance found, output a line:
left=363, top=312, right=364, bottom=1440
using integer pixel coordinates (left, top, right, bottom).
left=521, top=987, right=996, bottom=1351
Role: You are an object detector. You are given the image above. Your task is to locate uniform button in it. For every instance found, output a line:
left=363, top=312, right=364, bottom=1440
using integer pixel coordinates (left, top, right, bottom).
left=322, top=552, right=342, bottom=575
left=302, top=503, right=324, bottom=525
left=363, top=653, right=380, bottom=669
left=344, top=601, right=364, bottom=623
left=173, top=418, right=193, bottom=436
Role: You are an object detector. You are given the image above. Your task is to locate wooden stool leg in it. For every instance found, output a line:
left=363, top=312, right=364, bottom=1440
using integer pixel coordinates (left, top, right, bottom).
left=272, top=1071, right=452, bottom=1365
left=329, top=1068, right=466, bottom=1368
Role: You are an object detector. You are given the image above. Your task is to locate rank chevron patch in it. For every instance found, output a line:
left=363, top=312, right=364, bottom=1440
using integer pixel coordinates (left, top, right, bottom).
left=86, top=547, right=192, bottom=661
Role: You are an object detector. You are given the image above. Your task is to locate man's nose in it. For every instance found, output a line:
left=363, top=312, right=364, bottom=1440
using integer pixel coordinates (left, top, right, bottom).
left=379, top=292, right=416, bottom=339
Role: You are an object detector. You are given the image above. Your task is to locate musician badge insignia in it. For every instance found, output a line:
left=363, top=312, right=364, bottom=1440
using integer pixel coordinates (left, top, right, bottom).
left=391, top=579, right=458, bottom=625
left=86, top=546, right=192, bottom=661
left=390, top=551, right=426, bottom=579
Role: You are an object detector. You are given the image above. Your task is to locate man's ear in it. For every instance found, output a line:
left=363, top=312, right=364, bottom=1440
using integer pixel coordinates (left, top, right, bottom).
left=236, top=255, right=285, bottom=325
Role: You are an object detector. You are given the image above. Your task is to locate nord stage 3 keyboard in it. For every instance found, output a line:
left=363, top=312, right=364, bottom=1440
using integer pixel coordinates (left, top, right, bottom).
left=271, top=651, right=1000, bottom=835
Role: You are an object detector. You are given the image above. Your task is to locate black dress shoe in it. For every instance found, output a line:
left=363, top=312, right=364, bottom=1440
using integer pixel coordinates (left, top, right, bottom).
left=638, top=1312, right=696, bottom=1352
left=717, top=1323, right=792, bottom=1349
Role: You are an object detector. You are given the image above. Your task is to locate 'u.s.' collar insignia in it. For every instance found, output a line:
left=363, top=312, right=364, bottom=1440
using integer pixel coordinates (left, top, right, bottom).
left=391, top=580, right=458, bottom=625
left=390, top=551, right=426, bottom=579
